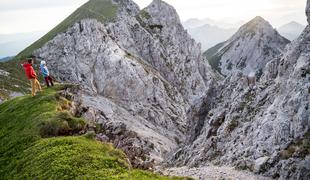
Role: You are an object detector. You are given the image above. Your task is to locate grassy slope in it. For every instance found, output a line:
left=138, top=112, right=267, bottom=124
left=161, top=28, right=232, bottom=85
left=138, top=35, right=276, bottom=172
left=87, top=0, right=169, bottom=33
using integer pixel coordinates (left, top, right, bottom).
left=0, top=85, right=186, bottom=179
left=203, top=41, right=226, bottom=73
left=0, top=0, right=118, bottom=100
left=15, top=0, right=118, bottom=60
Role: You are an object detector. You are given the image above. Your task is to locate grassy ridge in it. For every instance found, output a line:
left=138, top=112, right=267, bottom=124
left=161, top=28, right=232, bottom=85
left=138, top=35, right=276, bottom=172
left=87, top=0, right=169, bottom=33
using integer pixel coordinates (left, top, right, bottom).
left=15, top=0, right=118, bottom=61
left=0, top=85, right=187, bottom=179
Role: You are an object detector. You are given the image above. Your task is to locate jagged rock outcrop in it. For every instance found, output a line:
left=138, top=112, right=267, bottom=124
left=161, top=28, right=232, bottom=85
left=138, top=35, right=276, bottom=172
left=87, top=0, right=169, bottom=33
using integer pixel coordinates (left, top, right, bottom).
left=204, top=16, right=289, bottom=77
left=108, top=0, right=215, bottom=104
left=170, top=3, right=309, bottom=180
left=34, top=0, right=216, bottom=167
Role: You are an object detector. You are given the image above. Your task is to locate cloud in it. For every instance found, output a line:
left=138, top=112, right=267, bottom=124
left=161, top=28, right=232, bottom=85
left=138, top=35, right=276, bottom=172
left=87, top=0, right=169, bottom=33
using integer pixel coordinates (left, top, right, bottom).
left=0, top=0, right=87, bottom=11
left=0, top=0, right=307, bottom=34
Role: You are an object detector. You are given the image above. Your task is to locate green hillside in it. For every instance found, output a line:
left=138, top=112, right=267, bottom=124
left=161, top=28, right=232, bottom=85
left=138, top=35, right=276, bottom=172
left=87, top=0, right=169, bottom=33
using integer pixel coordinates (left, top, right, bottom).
left=15, top=0, right=118, bottom=61
left=0, top=61, right=30, bottom=100
left=0, top=85, right=188, bottom=179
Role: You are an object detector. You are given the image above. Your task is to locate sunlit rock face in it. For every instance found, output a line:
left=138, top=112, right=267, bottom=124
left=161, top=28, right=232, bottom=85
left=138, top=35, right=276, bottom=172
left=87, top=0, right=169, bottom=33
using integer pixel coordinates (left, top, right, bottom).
left=34, top=0, right=216, bottom=167
left=204, top=16, right=289, bottom=77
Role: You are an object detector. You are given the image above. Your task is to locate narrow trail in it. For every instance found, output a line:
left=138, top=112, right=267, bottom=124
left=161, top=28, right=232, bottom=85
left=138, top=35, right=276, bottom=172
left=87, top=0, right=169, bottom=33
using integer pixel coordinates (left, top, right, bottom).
left=161, top=166, right=271, bottom=180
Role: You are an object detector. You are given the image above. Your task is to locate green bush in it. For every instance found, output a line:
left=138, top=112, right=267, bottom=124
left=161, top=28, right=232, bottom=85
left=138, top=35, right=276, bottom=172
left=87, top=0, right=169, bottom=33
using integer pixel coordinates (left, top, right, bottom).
left=140, top=10, right=151, bottom=19
left=39, top=111, right=86, bottom=137
left=149, top=24, right=164, bottom=30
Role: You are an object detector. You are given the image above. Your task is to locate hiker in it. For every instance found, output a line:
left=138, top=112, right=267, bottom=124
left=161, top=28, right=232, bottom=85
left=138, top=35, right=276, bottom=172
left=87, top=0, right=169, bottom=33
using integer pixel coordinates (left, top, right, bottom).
left=21, top=58, right=42, bottom=97
left=39, top=61, right=54, bottom=87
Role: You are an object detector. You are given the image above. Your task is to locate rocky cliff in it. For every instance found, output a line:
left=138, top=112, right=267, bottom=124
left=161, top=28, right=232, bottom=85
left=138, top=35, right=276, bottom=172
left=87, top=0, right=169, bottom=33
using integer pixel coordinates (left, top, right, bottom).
left=170, top=4, right=309, bottom=180
left=34, top=0, right=216, bottom=167
left=204, top=16, right=290, bottom=77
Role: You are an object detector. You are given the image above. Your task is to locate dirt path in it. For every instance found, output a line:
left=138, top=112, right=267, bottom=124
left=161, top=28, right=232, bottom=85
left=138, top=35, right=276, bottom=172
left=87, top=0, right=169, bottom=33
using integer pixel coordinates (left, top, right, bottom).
left=161, top=166, right=271, bottom=180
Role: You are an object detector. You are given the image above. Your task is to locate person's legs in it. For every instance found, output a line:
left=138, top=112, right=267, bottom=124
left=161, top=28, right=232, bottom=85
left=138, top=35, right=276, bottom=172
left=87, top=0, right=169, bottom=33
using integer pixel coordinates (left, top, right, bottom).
left=44, top=77, right=50, bottom=87
left=30, top=79, right=36, bottom=96
left=48, top=76, right=54, bottom=86
left=35, top=79, right=42, bottom=92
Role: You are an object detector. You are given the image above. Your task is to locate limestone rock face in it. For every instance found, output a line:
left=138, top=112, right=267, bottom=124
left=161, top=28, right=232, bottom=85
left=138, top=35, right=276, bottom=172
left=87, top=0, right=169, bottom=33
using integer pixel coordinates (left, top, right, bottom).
left=34, top=0, right=216, bottom=166
left=31, top=0, right=309, bottom=178
left=170, top=11, right=309, bottom=180
left=107, top=0, right=215, bottom=105
left=260, top=25, right=310, bottom=179
left=205, top=16, right=289, bottom=77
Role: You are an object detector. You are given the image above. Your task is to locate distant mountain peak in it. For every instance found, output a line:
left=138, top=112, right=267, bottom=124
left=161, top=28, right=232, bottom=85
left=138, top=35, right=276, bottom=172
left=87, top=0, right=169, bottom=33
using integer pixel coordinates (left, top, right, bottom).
left=280, top=21, right=305, bottom=29
left=204, top=17, right=289, bottom=76
left=278, top=21, right=305, bottom=40
left=240, top=16, right=273, bottom=33
left=251, top=16, right=266, bottom=22
left=286, top=21, right=303, bottom=26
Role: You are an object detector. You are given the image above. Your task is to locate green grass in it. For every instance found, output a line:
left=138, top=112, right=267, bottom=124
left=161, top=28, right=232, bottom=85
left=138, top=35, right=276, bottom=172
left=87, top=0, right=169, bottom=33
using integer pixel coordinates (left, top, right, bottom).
left=0, top=85, right=186, bottom=179
left=14, top=0, right=118, bottom=61
left=140, top=9, right=151, bottom=19
left=204, top=41, right=225, bottom=73
left=0, top=87, right=57, bottom=176
left=204, top=41, right=234, bottom=75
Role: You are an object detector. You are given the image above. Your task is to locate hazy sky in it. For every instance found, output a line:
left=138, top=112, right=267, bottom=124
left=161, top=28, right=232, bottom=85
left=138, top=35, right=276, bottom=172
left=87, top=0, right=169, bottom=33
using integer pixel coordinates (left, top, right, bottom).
left=0, top=0, right=307, bottom=34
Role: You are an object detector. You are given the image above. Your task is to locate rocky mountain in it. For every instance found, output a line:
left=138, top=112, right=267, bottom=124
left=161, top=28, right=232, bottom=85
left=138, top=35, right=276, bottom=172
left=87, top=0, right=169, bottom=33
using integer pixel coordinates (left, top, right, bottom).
left=169, top=3, right=310, bottom=180
left=204, top=16, right=290, bottom=77
left=0, top=56, right=13, bottom=62
left=32, top=0, right=216, bottom=167
left=278, top=21, right=306, bottom=41
left=186, top=24, right=237, bottom=51
left=183, top=18, right=212, bottom=29
left=1, top=0, right=308, bottom=179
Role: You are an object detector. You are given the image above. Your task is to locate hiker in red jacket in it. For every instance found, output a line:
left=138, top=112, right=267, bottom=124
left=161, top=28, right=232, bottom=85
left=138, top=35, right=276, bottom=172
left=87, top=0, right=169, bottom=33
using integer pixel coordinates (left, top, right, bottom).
left=22, top=58, right=42, bottom=97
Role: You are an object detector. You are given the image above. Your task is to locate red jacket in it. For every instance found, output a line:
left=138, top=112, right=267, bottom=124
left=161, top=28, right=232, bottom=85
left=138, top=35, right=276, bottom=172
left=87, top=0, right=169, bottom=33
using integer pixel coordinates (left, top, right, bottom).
left=23, top=63, right=37, bottom=79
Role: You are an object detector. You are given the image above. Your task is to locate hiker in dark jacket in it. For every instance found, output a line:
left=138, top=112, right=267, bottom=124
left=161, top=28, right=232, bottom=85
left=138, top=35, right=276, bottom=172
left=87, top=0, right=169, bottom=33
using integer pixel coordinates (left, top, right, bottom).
left=22, top=58, right=42, bottom=96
